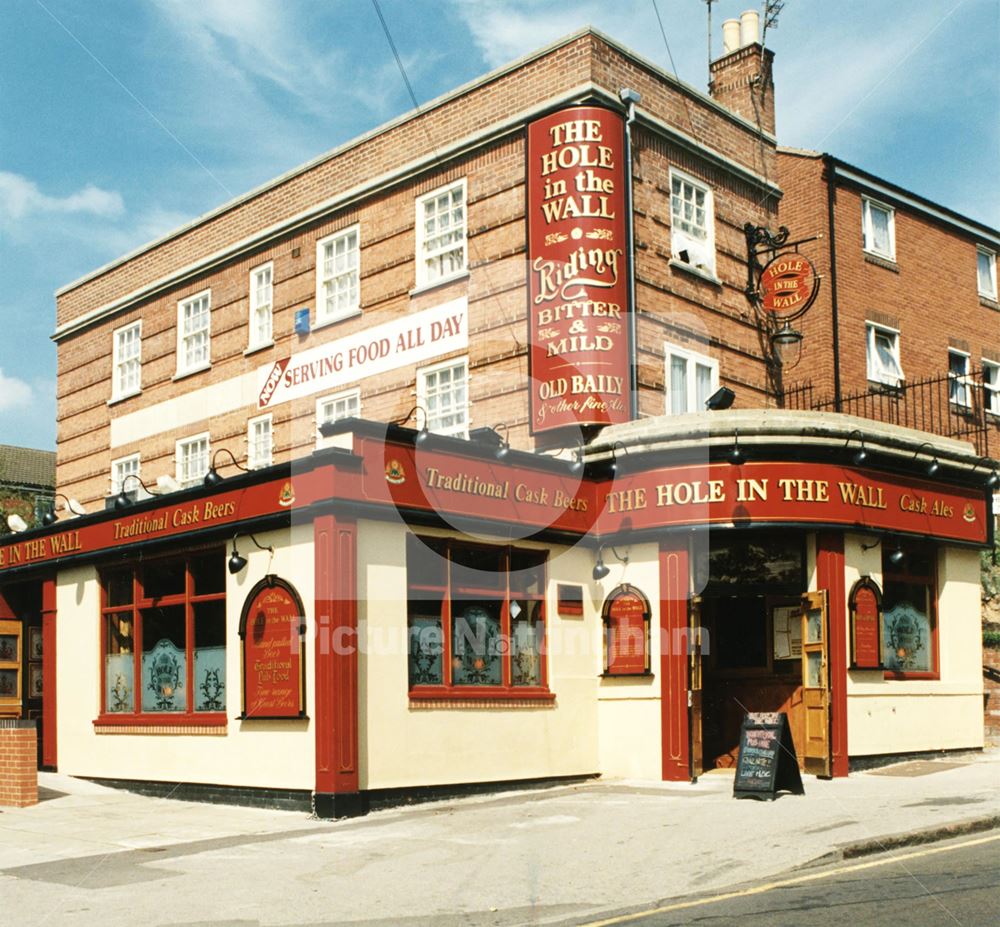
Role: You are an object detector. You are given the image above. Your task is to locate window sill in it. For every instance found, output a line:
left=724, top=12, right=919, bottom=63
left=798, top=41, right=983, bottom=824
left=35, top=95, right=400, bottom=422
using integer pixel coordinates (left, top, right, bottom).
left=107, top=389, right=142, bottom=407
left=312, top=308, right=361, bottom=333
left=172, top=362, right=212, bottom=382
left=980, top=296, right=1000, bottom=311
left=882, top=671, right=940, bottom=681
left=668, top=259, right=721, bottom=286
left=867, top=378, right=905, bottom=393
left=244, top=340, right=274, bottom=357
left=863, top=252, right=898, bottom=272
left=409, top=269, right=470, bottom=298
left=93, top=712, right=227, bottom=734
left=408, top=686, right=554, bottom=706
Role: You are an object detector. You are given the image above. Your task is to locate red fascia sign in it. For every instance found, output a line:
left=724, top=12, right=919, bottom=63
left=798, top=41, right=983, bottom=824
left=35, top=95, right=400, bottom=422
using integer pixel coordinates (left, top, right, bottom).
left=758, top=253, right=818, bottom=317
left=526, top=105, right=632, bottom=434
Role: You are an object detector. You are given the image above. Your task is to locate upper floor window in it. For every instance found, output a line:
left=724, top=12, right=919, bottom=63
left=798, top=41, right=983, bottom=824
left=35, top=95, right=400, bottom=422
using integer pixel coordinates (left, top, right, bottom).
left=176, top=433, right=210, bottom=488
left=416, top=180, right=466, bottom=287
left=248, top=263, right=273, bottom=350
left=111, top=454, right=141, bottom=499
left=316, top=227, right=359, bottom=324
left=866, top=322, right=903, bottom=386
left=948, top=350, right=972, bottom=407
left=669, top=169, right=715, bottom=274
left=100, top=550, right=226, bottom=716
left=418, top=357, right=468, bottom=437
left=978, top=247, right=997, bottom=300
left=112, top=321, right=141, bottom=401
left=177, top=290, right=211, bottom=376
left=665, top=343, right=718, bottom=414
left=984, top=360, right=1000, bottom=416
left=316, top=389, right=360, bottom=447
left=862, top=198, right=895, bottom=261
left=247, top=414, right=273, bottom=470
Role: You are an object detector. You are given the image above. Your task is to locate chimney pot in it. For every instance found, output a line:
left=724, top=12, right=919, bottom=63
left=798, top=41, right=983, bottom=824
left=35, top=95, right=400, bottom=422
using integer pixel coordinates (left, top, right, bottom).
left=722, top=18, right=741, bottom=54
left=740, top=9, right=760, bottom=47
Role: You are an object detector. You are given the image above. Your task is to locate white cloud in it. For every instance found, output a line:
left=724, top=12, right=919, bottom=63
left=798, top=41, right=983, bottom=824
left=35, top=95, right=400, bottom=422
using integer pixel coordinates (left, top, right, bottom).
left=0, top=172, right=124, bottom=223
left=0, top=369, right=33, bottom=413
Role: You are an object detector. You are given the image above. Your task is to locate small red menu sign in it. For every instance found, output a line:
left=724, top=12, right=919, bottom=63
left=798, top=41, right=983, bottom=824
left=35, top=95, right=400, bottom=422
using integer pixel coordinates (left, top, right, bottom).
left=526, top=104, right=632, bottom=433
left=604, top=585, right=649, bottom=675
left=850, top=578, right=883, bottom=669
left=240, top=578, right=305, bottom=718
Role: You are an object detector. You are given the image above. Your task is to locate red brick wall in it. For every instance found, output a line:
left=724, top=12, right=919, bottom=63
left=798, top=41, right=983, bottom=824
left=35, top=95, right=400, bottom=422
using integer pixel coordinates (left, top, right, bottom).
left=0, top=724, right=38, bottom=808
left=54, top=31, right=779, bottom=507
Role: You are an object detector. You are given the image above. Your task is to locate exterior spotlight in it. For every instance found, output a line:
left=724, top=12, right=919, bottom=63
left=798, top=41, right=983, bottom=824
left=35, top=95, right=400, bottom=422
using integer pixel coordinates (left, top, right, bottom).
left=987, top=471, right=1000, bottom=489
left=729, top=429, right=743, bottom=464
left=926, top=457, right=940, bottom=477
left=912, top=443, right=939, bottom=479
left=592, top=551, right=610, bottom=581
left=204, top=448, right=249, bottom=488
left=45, top=493, right=88, bottom=524
left=6, top=514, right=27, bottom=533
left=844, top=430, right=867, bottom=466
left=228, top=533, right=274, bottom=575
left=317, top=420, right=339, bottom=438
left=114, top=474, right=157, bottom=509
left=888, top=547, right=905, bottom=566
left=705, top=386, right=735, bottom=411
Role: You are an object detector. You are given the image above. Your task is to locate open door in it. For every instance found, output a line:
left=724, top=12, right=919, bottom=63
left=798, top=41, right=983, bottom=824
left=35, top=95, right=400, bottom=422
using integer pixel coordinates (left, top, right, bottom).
left=801, top=590, right=832, bottom=777
left=689, top=595, right=703, bottom=781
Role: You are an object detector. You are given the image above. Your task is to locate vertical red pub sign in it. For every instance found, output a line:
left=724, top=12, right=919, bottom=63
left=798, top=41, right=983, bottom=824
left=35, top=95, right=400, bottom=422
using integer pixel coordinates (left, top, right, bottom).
left=527, top=105, right=632, bottom=433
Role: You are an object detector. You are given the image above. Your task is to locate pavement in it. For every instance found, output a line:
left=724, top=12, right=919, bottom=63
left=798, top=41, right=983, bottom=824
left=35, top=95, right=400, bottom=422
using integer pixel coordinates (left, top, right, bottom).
left=0, top=750, right=998, bottom=927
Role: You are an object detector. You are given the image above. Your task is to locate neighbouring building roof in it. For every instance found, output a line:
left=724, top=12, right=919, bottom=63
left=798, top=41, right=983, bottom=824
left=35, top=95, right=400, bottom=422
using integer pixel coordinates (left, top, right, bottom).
left=0, top=445, right=56, bottom=492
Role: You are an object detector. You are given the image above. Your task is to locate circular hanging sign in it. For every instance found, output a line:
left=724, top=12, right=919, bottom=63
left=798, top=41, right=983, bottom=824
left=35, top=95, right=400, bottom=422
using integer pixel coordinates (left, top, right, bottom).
left=758, top=253, right=818, bottom=317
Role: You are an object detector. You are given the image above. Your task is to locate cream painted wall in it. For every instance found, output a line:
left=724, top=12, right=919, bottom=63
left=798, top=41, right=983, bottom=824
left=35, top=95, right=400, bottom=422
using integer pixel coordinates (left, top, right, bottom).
left=844, top=536, right=984, bottom=755
left=357, top=521, right=602, bottom=790
left=594, top=542, right=662, bottom=780
left=55, top=523, right=317, bottom=789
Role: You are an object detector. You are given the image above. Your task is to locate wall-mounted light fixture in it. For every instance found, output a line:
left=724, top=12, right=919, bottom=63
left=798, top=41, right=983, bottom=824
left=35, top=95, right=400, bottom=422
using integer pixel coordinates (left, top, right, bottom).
left=114, top=474, right=159, bottom=510
left=705, top=386, right=736, bottom=411
left=41, top=493, right=87, bottom=526
left=729, top=428, right=743, bottom=464
left=228, top=533, right=275, bottom=575
left=912, top=442, right=940, bottom=478
left=845, top=429, right=868, bottom=466
left=770, top=320, right=804, bottom=368
left=969, top=459, right=1000, bottom=489
left=6, top=514, right=27, bottom=534
left=469, top=425, right=510, bottom=461
left=861, top=536, right=904, bottom=566
left=592, top=543, right=629, bottom=581
left=204, top=448, right=249, bottom=488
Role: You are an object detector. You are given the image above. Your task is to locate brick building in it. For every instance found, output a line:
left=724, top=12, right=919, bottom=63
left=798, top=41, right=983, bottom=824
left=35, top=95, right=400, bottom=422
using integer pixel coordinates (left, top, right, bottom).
left=0, top=22, right=993, bottom=815
left=778, top=150, right=1000, bottom=460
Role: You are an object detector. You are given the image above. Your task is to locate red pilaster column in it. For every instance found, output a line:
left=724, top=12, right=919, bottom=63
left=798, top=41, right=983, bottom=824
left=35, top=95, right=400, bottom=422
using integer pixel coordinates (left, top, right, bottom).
left=313, top=513, right=364, bottom=816
left=816, top=532, right=848, bottom=777
left=659, top=538, right=690, bottom=781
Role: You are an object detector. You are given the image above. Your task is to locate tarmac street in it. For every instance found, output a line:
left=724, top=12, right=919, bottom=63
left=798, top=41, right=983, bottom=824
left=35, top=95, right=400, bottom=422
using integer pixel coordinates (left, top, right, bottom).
left=0, top=751, right=998, bottom=927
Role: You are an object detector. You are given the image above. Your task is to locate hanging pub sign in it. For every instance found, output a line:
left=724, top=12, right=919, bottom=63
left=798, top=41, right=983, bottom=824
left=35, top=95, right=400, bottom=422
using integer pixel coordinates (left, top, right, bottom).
left=849, top=576, right=884, bottom=669
left=602, top=584, right=650, bottom=675
left=526, top=104, right=632, bottom=434
left=757, top=253, right=819, bottom=317
left=239, top=576, right=306, bottom=719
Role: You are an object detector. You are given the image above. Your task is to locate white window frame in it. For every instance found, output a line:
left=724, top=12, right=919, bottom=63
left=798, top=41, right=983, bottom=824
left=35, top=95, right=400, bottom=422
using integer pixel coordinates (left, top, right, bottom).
left=315, top=226, right=360, bottom=326
left=866, top=322, right=904, bottom=387
left=417, top=356, right=469, bottom=438
left=415, top=179, right=467, bottom=289
left=669, top=168, right=716, bottom=276
left=948, top=349, right=972, bottom=408
left=111, top=320, right=142, bottom=401
left=984, top=360, right=1000, bottom=417
left=977, top=247, right=997, bottom=300
left=175, top=432, right=211, bottom=488
left=176, top=289, right=212, bottom=377
left=110, top=454, right=141, bottom=498
left=316, top=388, right=361, bottom=443
left=248, top=262, right=274, bottom=351
left=861, top=197, right=896, bottom=261
left=247, top=414, right=273, bottom=470
left=664, top=342, right=719, bottom=415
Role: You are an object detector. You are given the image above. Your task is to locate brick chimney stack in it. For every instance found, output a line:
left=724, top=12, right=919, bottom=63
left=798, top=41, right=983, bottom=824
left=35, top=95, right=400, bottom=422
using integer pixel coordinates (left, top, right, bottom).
left=709, top=9, right=775, bottom=136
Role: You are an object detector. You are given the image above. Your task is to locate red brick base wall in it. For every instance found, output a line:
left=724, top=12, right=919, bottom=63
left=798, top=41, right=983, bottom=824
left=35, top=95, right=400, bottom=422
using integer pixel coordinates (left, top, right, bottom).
left=984, top=648, right=1000, bottom=746
left=0, top=723, right=38, bottom=807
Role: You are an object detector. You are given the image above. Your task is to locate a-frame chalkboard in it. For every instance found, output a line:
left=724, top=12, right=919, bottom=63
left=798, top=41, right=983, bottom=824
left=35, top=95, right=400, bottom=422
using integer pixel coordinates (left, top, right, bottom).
left=733, top=712, right=805, bottom=800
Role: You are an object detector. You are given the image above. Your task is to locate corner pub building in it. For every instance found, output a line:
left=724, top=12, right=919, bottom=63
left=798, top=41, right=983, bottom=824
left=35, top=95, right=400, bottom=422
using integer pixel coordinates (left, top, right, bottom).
left=1, top=24, right=994, bottom=816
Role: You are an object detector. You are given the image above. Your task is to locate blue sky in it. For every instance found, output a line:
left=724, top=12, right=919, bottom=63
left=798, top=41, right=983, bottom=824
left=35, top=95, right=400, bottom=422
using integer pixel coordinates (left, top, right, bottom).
left=1, top=0, right=997, bottom=452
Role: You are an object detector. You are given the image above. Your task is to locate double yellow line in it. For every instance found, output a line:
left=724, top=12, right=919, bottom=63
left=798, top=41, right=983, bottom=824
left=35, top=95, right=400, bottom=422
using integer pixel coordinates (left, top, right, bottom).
left=578, top=831, right=1000, bottom=926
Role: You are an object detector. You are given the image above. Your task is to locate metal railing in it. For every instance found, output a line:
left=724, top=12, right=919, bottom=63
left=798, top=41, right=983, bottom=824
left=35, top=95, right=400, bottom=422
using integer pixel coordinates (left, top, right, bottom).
left=782, top=369, right=991, bottom=456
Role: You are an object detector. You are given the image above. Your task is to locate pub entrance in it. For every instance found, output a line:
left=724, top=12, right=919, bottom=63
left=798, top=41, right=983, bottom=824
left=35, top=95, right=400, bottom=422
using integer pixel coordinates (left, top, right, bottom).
left=690, top=532, right=831, bottom=776
left=0, top=579, right=45, bottom=767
